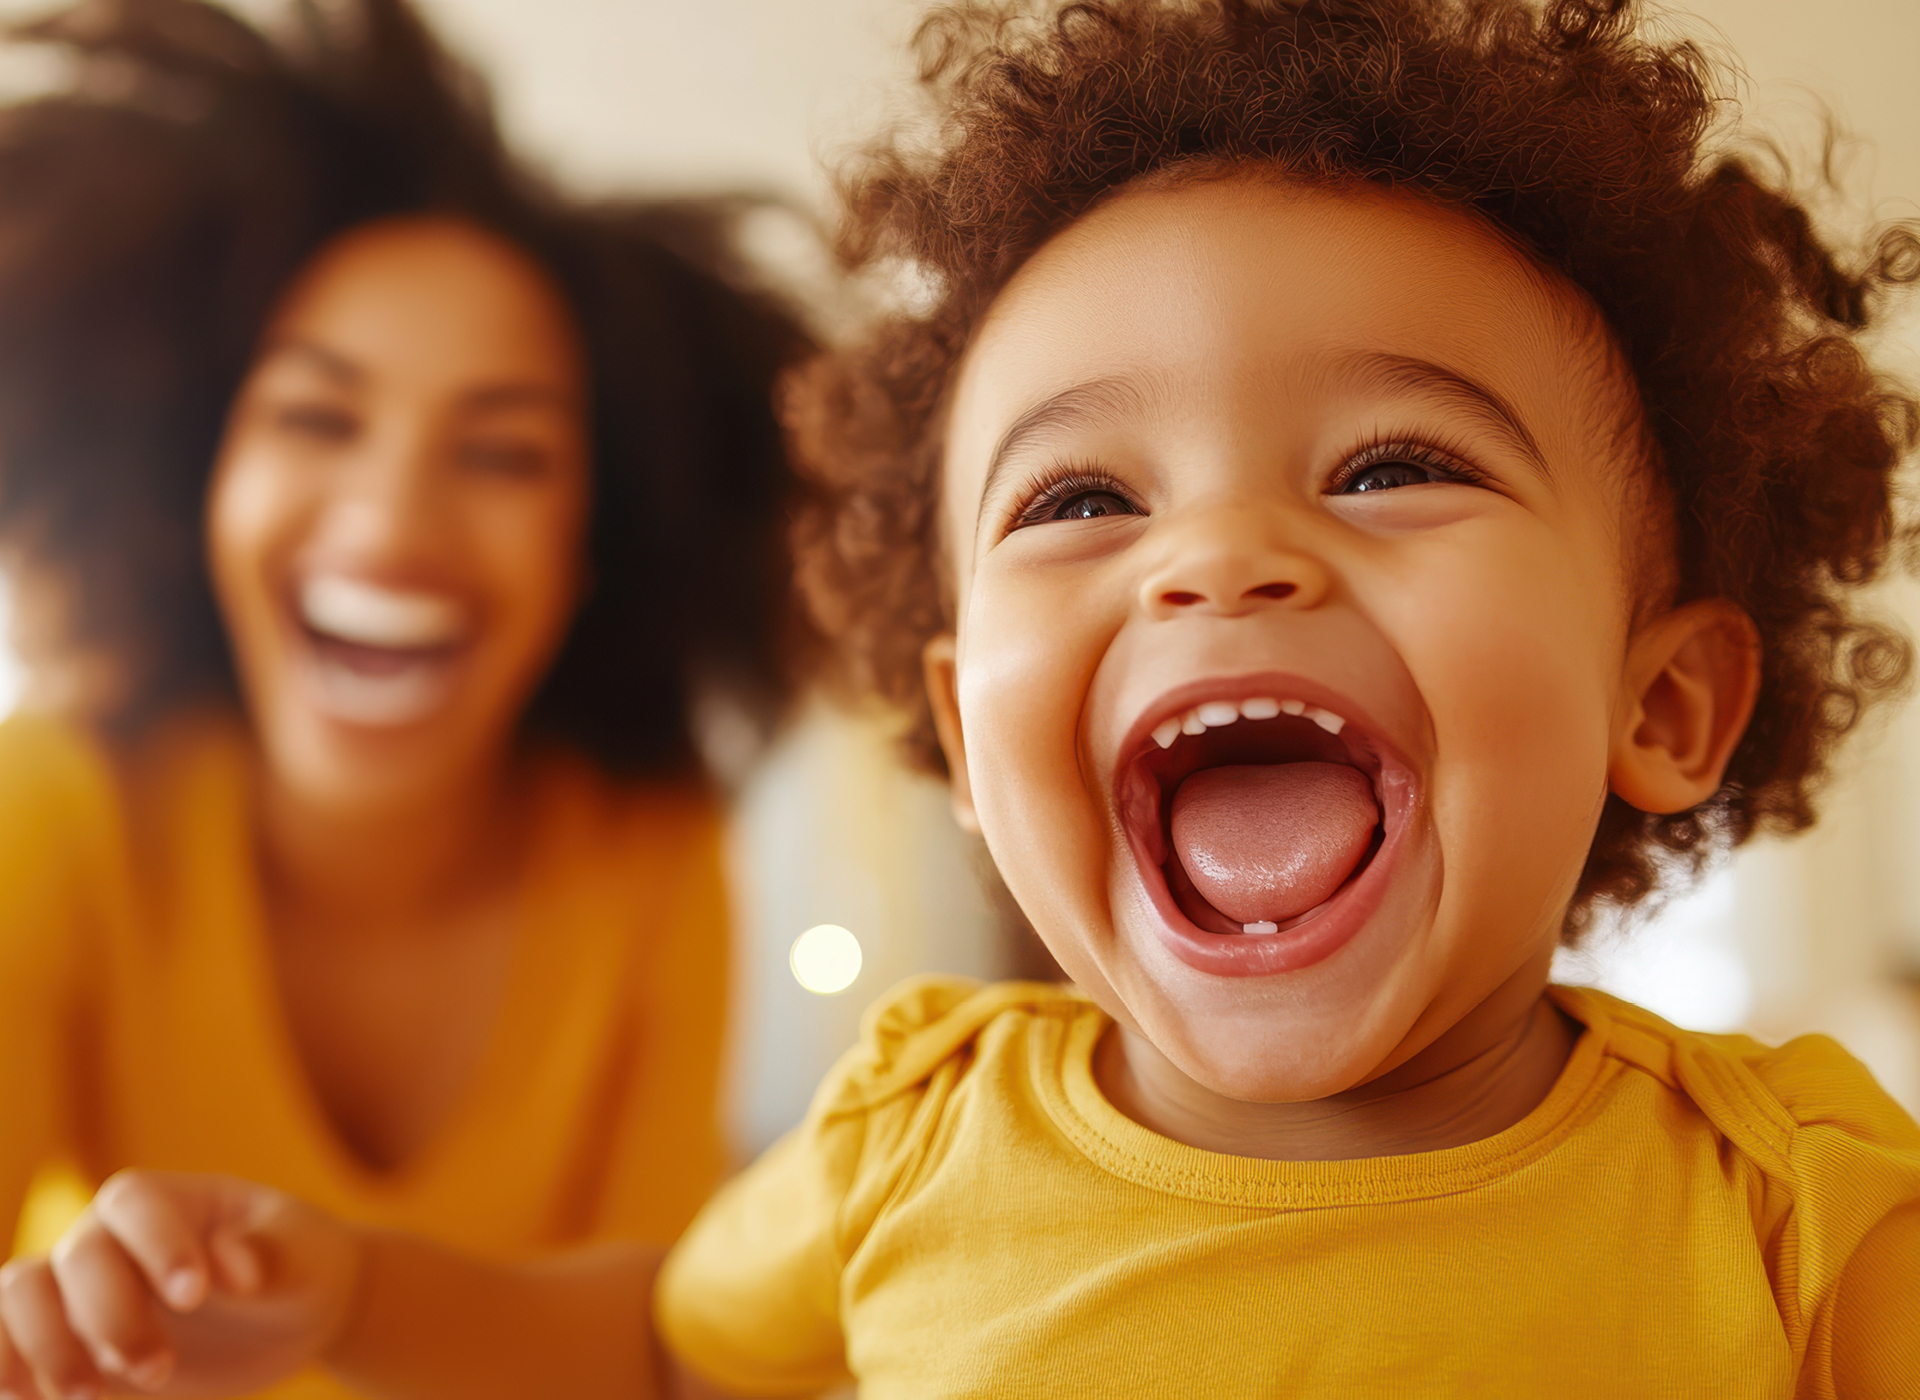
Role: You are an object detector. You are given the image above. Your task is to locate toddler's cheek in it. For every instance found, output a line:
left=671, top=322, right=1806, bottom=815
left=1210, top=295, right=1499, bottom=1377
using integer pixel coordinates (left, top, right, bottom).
left=957, top=597, right=1118, bottom=961
left=1402, top=577, right=1616, bottom=959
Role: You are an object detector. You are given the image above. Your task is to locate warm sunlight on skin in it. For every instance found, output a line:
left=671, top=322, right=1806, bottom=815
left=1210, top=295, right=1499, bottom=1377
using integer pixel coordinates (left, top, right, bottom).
left=924, top=176, right=1758, bottom=1153
left=207, top=216, right=591, bottom=818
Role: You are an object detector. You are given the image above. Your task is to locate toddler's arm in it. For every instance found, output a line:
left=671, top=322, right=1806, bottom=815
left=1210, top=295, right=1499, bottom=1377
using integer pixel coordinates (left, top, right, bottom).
left=0, top=1170, right=733, bottom=1400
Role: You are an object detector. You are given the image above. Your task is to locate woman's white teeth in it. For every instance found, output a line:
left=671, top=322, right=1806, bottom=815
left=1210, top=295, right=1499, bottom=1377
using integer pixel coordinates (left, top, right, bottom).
left=300, top=576, right=468, bottom=649
left=1149, top=695, right=1349, bottom=749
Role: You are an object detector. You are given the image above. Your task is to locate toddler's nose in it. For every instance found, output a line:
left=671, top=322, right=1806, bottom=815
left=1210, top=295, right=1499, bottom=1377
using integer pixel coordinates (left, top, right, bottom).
left=1137, top=508, right=1330, bottom=621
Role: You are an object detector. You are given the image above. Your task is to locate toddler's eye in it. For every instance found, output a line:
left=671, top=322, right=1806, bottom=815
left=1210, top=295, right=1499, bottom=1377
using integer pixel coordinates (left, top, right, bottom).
left=1008, top=471, right=1144, bottom=531
left=1340, top=460, right=1443, bottom=492
left=1330, top=441, right=1484, bottom=495
left=1052, top=489, right=1134, bottom=520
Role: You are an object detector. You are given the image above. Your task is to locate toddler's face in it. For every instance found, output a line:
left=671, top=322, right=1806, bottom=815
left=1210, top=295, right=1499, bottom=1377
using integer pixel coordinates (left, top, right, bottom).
left=928, top=176, right=1744, bottom=1103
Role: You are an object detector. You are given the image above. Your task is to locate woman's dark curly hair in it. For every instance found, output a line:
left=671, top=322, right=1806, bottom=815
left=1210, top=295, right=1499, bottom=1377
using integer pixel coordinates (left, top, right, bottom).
left=789, top=0, right=1919, bottom=926
left=0, top=0, right=813, bottom=776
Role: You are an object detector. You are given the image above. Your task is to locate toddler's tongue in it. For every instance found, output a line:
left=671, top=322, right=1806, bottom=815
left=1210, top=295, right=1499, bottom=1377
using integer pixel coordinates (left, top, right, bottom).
left=1171, top=762, right=1379, bottom=926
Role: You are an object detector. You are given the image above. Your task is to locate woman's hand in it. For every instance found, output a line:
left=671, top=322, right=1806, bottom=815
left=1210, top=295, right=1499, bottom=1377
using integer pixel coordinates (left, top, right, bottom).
left=0, top=1170, right=361, bottom=1398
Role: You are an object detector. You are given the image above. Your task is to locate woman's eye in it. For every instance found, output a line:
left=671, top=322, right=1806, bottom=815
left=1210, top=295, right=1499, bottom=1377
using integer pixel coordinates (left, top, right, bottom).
left=1338, top=459, right=1450, bottom=493
left=459, top=440, right=552, bottom=479
left=274, top=403, right=358, bottom=443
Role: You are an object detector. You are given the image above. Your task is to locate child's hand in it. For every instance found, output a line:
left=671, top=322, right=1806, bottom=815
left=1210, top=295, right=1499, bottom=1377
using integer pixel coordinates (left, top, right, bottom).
left=0, top=1171, right=361, bottom=1399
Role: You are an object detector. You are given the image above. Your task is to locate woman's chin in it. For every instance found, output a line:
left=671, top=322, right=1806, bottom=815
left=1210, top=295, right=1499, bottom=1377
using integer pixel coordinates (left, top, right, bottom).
left=256, top=691, right=491, bottom=814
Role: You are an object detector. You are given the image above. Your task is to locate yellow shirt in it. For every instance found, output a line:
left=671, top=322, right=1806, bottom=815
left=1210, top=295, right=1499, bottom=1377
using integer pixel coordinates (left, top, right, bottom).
left=658, top=976, right=1920, bottom=1398
left=0, top=710, right=730, bottom=1399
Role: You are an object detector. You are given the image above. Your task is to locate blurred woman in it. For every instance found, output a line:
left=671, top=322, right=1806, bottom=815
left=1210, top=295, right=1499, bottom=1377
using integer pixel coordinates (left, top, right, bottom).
left=0, top=0, right=807, bottom=1390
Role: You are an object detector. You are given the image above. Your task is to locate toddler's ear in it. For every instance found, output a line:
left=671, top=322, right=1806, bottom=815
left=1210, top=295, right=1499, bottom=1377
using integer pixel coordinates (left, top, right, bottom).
left=923, top=634, right=981, bottom=833
left=1609, top=599, right=1760, bottom=814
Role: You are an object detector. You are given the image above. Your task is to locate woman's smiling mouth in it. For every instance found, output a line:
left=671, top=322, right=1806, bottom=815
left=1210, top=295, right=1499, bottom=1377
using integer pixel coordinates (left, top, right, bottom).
left=1113, top=675, right=1422, bottom=977
left=292, top=574, right=476, bottom=728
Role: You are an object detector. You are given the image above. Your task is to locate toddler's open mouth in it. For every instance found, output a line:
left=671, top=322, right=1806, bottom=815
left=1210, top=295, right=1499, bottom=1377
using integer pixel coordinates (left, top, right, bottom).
left=1113, top=677, right=1420, bottom=976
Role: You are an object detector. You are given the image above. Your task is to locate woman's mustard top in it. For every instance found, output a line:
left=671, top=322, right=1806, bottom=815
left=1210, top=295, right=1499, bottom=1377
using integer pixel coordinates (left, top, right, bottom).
left=0, top=710, right=730, bottom=1400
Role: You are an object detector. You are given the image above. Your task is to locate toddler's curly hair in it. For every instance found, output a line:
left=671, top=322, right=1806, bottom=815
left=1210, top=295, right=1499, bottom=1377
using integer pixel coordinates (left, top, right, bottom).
left=789, top=0, right=1918, bottom=927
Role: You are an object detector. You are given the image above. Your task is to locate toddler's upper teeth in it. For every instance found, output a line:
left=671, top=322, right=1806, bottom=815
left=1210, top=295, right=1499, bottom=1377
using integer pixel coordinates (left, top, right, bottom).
left=1148, top=695, right=1348, bottom=750
left=1305, top=706, right=1345, bottom=735
left=300, top=576, right=468, bottom=650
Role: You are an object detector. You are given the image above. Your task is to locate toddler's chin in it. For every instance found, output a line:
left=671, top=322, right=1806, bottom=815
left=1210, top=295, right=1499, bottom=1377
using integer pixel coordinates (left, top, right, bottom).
left=1098, top=822, right=1448, bottom=1104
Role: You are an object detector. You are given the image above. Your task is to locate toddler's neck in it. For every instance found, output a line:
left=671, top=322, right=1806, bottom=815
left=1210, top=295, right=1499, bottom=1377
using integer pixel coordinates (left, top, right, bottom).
left=1094, top=957, right=1577, bottom=1162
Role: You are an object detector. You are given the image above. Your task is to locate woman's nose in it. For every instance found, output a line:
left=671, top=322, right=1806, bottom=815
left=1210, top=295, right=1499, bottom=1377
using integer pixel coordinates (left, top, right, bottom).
left=1137, top=508, right=1331, bottom=621
left=327, top=427, right=444, bottom=552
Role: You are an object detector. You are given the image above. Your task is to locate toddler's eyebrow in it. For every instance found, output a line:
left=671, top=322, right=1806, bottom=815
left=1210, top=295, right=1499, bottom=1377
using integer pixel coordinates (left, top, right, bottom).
left=1341, top=351, right=1551, bottom=482
left=977, top=375, right=1154, bottom=524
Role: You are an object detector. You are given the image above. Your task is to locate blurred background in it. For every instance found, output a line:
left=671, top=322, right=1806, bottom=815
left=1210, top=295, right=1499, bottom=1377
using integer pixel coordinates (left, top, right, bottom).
left=1, top=0, right=1917, bottom=1161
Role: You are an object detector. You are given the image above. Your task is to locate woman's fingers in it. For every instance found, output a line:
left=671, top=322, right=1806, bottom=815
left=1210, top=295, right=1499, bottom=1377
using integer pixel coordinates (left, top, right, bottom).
left=0, top=1310, right=50, bottom=1400
left=0, top=1257, right=101, bottom=1400
left=207, top=1227, right=266, bottom=1298
left=89, top=1171, right=212, bottom=1312
left=48, top=1224, right=174, bottom=1391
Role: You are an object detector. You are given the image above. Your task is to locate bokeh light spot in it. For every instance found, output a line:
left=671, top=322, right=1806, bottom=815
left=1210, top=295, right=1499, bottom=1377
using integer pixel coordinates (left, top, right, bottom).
left=790, top=924, right=862, bottom=995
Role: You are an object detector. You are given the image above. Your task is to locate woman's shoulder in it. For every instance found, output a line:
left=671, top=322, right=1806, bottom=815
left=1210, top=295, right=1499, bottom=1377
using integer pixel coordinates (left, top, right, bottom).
left=0, top=711, right=131, bottom=970
left=0, top=709, right=121, bottom=832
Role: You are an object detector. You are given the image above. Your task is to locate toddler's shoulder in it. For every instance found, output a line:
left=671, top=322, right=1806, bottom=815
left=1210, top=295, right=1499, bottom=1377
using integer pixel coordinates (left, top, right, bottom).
left=1561, top=984, right=1920, bottom=1329
left=814, top=974, right=1095, bottom=1119
left=1562, top=985, right=1920, bottom=1159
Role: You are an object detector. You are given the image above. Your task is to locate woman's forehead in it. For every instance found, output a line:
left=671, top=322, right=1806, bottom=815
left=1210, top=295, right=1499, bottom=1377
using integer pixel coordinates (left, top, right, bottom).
left=262, top=216, right=587, bottom=398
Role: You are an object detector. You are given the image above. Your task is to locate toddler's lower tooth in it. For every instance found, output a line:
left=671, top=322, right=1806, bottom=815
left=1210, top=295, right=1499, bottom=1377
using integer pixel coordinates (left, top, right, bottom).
left=1243, top=921, right=1279, bottom=934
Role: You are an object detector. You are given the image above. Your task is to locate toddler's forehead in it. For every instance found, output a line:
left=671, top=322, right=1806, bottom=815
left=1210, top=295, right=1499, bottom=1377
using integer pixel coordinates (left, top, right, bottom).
left=940, top=175, right=1653, bottom=569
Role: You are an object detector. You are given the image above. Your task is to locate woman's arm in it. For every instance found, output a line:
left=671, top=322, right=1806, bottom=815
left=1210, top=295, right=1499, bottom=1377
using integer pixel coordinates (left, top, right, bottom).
left=0, top=716, right=117, bottom=1260
left=0, top=1170, right=755, bottom=1400
left=332, top=1232, right=659, bottom=1400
